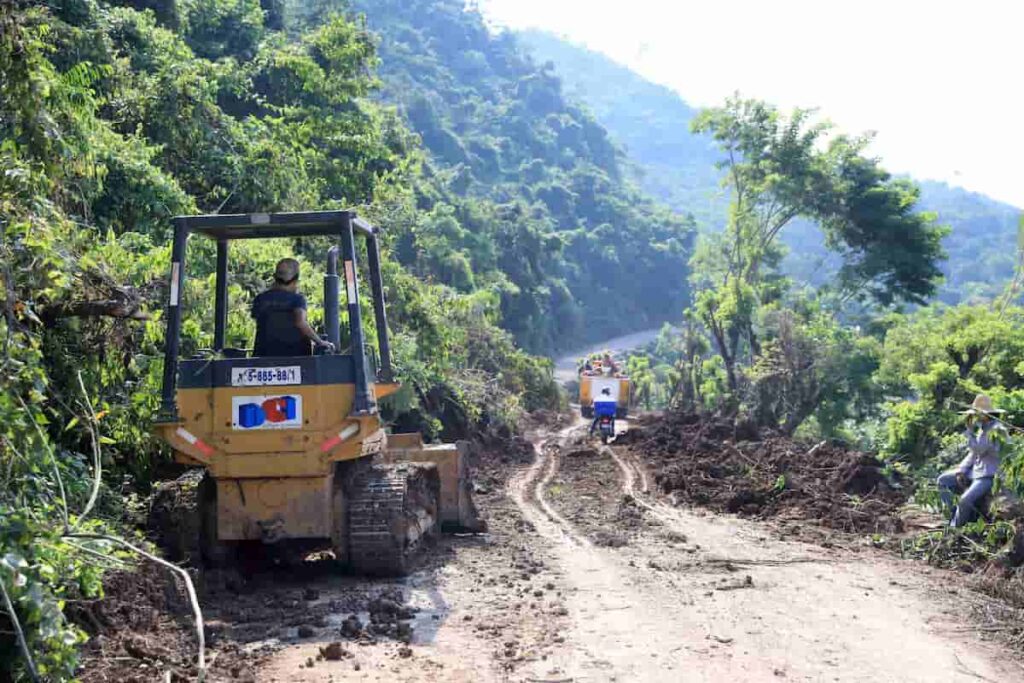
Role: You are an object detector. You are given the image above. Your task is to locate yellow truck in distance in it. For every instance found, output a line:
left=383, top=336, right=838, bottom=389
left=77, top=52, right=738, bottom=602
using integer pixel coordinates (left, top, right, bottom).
left=579, top=367, right=631, bottom=419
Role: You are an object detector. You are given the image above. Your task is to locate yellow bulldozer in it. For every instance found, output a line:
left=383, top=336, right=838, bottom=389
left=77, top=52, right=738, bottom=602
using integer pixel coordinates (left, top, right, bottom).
left=150, top=211, right=481, bottom=575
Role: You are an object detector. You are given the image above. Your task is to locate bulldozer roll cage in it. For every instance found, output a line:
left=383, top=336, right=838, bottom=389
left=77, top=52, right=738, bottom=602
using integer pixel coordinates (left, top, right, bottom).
left=157, top=211, right=392, bottom=422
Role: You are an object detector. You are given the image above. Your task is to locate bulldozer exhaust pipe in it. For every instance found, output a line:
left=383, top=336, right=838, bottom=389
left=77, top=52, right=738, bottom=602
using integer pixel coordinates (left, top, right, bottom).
left=324, top=246, right=341, bottom=350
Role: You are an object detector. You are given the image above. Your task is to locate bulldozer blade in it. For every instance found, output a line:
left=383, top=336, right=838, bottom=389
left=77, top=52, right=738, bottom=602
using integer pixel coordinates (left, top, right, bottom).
left=384, top=433, right=486, bottom=532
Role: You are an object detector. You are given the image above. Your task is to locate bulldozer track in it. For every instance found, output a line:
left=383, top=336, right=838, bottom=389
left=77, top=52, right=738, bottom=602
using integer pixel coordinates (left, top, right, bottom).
left=348, top=463, right=438, bottom=576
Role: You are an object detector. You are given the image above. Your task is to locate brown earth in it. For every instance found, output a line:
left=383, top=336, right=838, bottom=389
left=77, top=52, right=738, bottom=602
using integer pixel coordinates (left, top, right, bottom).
left=629, top=412, right=911, bottom=538
left=75, top=412, right=1024, bottom=682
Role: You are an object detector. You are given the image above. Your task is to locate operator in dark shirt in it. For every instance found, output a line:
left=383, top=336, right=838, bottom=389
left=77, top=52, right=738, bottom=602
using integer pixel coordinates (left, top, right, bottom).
left=251, top=258, right=335, bottom=357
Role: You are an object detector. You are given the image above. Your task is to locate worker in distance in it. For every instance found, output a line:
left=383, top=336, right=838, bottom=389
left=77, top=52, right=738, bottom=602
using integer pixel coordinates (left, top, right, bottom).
left=936, top=394, right=1008, bottom=527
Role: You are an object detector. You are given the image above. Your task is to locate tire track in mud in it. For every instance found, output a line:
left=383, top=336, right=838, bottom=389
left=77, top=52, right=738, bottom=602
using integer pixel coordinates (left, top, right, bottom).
left=508, top=424, right=711, bottom=681
left=605, top=443, right=647, bottom=498
left=508, top=428, right=590, bottom=547
left=511, top=420, right=1021, bottom=682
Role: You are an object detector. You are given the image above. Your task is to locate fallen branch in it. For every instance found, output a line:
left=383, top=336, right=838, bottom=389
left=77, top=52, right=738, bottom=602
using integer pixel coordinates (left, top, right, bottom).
left=66, top=534, right=206, bottom=680
left=26, top=380, right=207, bottom=680
left=806, top=440, right=826, bottom=457
left=73, top=371, right=101, bottom=529
left=0, top=568, right=40, bottom=682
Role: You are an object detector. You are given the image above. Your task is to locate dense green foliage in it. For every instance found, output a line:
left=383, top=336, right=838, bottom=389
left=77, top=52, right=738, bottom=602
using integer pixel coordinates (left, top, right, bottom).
left=350, top=1, right=696, bottom=349
left=684, top=97, right=945, bottom=411
left=875, top=304, right=1024, bottom=471
left=0, top=0, right=645, bottom=676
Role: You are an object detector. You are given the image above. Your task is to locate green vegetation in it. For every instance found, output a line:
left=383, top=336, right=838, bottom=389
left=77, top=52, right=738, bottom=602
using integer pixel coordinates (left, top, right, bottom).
left=688, top=97, right=945, bottom=403
left=526, top=31, right=1024, bottom=502
left=352, top=0, right=696, bottom=349
left=2, top=1, right=1022, bottom=677
left=518, top=29, right=725, bottom=227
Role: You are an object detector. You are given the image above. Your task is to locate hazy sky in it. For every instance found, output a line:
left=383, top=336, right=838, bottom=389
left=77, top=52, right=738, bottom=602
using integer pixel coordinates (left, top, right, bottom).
left=480, top=0, right=1023, bottom=208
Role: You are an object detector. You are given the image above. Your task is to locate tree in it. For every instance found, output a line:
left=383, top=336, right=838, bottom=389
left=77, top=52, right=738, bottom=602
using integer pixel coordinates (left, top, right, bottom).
left=689, top=97, right=946, bottom=407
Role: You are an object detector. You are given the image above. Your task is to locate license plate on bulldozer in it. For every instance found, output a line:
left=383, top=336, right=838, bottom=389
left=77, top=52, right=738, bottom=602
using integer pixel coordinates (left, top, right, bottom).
left=231, top=365, right=302, bottom=387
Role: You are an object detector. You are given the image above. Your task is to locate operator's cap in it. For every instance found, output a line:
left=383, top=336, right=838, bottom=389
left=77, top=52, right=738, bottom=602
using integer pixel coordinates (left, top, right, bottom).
left=274, top=258, right=300, bottom=283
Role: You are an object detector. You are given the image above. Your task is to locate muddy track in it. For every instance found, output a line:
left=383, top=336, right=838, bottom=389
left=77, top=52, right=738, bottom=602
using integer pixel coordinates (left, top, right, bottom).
left=508, top=427, right=590, bottom=548
left=83, top=415, right=1024, bottom=682
left=606, top=442, right=649, bottom=497
left=509, top=417, right=1022, bottom=682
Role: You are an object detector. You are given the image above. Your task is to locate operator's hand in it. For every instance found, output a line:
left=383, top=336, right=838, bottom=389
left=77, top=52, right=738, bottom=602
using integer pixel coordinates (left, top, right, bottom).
left=956, top=472, right=968, bottom=489
left=317, top=339, right=336, bottom=353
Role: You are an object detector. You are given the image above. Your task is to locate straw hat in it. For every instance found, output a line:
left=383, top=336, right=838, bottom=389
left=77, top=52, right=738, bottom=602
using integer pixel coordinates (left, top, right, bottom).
left=961, top=394, right=1006, bottom=415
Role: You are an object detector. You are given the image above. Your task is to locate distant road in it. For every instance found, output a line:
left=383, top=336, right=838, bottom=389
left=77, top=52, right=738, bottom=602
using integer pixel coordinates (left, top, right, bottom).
left=553, top=327, right=668, bottom=384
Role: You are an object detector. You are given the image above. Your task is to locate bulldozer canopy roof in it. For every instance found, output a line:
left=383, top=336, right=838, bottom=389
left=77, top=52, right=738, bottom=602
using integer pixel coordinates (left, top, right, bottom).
left=175, top=211, right=375, bottom=240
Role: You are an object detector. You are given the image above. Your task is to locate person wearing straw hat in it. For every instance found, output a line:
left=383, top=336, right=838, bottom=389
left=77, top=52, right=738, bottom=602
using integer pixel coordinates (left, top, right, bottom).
left=936, top=394, right=1007, bottom=527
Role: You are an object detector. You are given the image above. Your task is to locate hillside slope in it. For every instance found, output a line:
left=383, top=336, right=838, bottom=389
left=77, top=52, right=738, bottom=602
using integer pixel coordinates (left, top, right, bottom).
left=349, top=1, right=697, bottom=350
left=519, top=30, right=1022, bottom=302
left=518, top=28, right=724, bottom=227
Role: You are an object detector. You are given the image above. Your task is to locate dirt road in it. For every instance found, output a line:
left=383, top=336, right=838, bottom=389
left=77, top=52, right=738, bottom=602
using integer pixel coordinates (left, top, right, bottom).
left=243, top=419, right=1021, bottom=682
left=510, top=423, right=1020, bottom=682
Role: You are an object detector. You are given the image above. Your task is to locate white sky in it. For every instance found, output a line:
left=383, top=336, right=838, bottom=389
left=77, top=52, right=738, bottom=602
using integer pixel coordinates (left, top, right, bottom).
left=479, top=0, right=1023, bottom=209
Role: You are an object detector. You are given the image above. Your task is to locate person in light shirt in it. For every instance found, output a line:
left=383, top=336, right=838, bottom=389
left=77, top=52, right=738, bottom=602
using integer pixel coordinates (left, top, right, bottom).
left=936, top=394, right=1007, bottom=527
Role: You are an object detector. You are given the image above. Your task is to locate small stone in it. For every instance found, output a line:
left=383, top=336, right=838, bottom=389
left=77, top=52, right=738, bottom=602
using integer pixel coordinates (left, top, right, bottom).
left=298, top=625, right=316, bottom=638
left=341, top=615, right=363, bottom=638
left=398, top=646, right=413, bottom=658
left=303, top=588, right=320, bottom=601
left=320, top=642, right=348, bottom=661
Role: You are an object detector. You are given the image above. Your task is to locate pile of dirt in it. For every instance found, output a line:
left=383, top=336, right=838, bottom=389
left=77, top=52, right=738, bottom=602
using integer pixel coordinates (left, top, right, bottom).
left=73, top=562, right=266, bottom=682
left=520, top=408, right=573, bottom=432
left=631, top=412, right=911, bottom=535
left=464, top=434, right=535, bottom=494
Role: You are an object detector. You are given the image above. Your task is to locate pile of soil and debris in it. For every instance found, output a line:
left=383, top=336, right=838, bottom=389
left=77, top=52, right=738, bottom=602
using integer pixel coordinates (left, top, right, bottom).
left=630, top=412, right=912, bottom=535
left=463, top=434, right=535, bottom=495
left=520, top=408, right=573, bottom=433
left=73, top=562, right=266, bottom=682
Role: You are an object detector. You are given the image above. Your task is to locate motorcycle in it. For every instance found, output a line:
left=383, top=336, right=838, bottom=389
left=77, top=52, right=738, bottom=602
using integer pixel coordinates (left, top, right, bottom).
left=598, top=415, right=615, bottom=444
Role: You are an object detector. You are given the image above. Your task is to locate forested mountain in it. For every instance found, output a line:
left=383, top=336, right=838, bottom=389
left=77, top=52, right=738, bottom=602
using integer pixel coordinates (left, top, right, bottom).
left=519, top=29, right=1022, bottom=302
left=348, top=0, right=696, bottom=349
left=518, top=29, right=724, bottom=227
